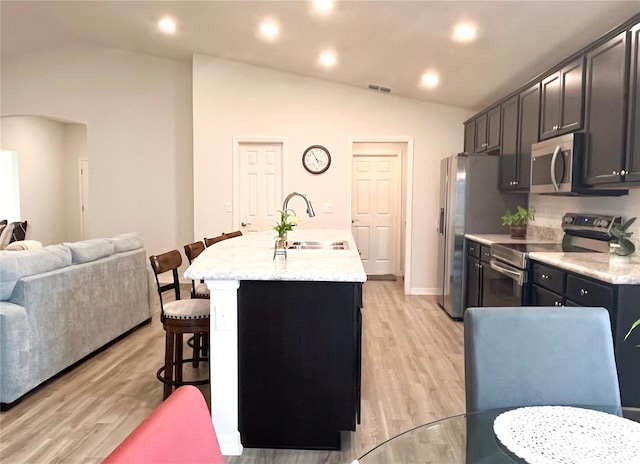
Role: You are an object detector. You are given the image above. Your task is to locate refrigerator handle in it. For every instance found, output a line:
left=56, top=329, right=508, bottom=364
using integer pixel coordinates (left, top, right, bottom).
left=438, top=207, right=445, bottom=234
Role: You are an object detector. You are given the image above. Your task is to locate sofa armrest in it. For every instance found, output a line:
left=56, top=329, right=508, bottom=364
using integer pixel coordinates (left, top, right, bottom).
left=103, top=386, right=224, bottom=463
left=0, top=302, right=29, bottom=404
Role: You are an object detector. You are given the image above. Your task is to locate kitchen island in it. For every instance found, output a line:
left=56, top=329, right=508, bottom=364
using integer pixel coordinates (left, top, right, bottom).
left=185, top=229, right=366, bottom=455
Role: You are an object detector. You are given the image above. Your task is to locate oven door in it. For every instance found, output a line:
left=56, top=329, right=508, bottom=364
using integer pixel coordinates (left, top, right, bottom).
left=482, top=259, right=527, bottom=307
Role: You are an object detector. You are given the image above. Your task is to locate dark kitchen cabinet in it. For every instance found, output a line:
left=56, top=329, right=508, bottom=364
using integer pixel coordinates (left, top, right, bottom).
left=464, top=120, right=475, bottom=153
left=238, top=280, right=362, bottom=449
left=500, top=85, right=539, bottom=192
left=583, top=31, right=630, bottom=187
left=540, top=58, right=585, bottom=140
left=530, top=259, right=640, bottom=407
left=625, top=23, right=640, bottom=184
left=465, top=241, right=491, bottom=310
left=499, top=95, right=519, bottom=190
left=474, top=106, right=501, bottom=153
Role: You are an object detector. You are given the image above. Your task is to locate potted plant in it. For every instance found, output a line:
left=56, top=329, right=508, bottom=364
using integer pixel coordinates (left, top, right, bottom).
left=273, top=209, right=300, bottom=247
left=501, top=206, right=535, bottom=238
left=609, top=217, right=636, bottom=262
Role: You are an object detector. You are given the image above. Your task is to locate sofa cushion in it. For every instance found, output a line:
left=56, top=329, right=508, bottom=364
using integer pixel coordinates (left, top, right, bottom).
left=108, top=232, right=144, bottom=253
left=0, top=245, right=72, bottom=300
left=63, top=239, right=115, bottom=264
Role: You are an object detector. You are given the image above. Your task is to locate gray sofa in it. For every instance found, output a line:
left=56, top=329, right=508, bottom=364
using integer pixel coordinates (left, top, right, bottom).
left=0, top=233, right=153, bottom=408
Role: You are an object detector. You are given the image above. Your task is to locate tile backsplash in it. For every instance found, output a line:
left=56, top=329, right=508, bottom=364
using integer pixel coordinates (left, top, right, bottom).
left=528, top=189, right=640, bottom=246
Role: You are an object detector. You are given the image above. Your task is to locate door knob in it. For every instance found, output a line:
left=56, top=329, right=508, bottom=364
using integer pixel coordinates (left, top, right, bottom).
left=241, top=222, right=251, bottom=227
left=351, top=219, right=359, bottom=224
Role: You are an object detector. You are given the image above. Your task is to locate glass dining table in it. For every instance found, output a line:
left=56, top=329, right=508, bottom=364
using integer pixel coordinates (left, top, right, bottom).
left=356, top=405, right=634, bottom=464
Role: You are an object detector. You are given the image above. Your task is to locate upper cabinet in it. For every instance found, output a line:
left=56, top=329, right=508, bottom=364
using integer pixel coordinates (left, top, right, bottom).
left=464, top=121, right=475, bottom=153
left=625, top=23, right=640, bottom=184
left=499, top=84, right=539, bottom=192
left=468, top=106, right=501, bottom=153
left=582, top=31, right=630, bottom=187
left=540, top=57, right=585, bottom=140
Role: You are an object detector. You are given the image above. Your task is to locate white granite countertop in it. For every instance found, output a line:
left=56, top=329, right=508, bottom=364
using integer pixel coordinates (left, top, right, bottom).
left=184, top=229, right=367, bottom=282
left=529, top=252, right=640, bottom=285
left=464, top=234, right=559, bottom=246
left=465, top=233, right=640, bottom=285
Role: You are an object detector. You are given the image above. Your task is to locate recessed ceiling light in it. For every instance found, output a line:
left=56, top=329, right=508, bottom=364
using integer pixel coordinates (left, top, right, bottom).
left=259, top=21, right=280, bottom=41
left=319, top=51, right=337, bottom=68
left=421, top=72, right=439, bottom=89
left=453, top=23, right=477, bottom=43
left=158, top=17, right=177, bottom=34
left=314, top=0, right=334, bottom=12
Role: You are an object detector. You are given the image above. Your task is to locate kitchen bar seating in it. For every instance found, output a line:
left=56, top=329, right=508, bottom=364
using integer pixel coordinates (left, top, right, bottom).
left=464, top=306, right=621, bottom=413
left=149, top=250, right=210, bottom=400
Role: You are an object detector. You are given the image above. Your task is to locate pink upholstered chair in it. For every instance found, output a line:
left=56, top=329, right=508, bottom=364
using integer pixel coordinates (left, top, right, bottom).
left=103, top=386, right=224, bottom=463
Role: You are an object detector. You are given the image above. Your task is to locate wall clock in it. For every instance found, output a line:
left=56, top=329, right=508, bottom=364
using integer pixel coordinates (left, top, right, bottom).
left=302, top=145, right=331, bottom=174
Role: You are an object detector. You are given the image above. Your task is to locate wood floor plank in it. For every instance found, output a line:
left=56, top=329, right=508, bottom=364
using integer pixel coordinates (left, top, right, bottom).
left=0, top=280, right=465, bottom=463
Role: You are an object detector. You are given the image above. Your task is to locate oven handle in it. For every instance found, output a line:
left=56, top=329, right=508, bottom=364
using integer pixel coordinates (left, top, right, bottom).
left=490, top=259, right=527, bottom=285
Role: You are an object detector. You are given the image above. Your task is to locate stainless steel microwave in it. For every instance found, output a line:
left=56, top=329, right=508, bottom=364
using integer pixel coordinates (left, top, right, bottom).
left=530, top=133, right=585, bottom=194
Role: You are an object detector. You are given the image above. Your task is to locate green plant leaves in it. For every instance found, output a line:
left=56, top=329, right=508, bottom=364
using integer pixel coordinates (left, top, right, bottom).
left=501, top=206, right=535, bottom=226
left=611, top=217, right=637, bottom=256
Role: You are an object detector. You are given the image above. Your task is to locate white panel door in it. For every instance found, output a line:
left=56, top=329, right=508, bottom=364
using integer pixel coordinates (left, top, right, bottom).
left=352, top=154, right=400, bottom=275
left=238, top=142, right=283, bottom=233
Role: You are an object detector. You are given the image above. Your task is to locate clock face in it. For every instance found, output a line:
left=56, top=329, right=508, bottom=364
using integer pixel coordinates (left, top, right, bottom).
left=302, top=145, right=331, bottom=174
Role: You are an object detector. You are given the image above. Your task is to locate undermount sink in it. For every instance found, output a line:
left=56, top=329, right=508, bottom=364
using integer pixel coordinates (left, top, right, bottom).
left=286, top=240, right=349, bottom=250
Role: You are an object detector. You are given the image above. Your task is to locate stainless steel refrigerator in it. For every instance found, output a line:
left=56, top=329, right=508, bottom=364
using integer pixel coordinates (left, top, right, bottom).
left=436, top=154, right=521, bottom=319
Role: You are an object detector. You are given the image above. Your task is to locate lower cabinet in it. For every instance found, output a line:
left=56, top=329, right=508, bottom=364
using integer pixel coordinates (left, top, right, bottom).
left=530, top=260, right=640, bottom=407
left=238, top=280, right=362, bottom=450
left=465, top=240, right=491, bottom=310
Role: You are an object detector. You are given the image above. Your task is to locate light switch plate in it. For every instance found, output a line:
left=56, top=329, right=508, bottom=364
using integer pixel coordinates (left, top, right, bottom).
left=225, top=201, right=232, bottom=213
left=323, top=202, right=333, bottom=214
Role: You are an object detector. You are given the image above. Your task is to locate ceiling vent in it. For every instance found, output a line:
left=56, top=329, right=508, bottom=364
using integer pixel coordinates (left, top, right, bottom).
left=367, top=84, right=392, bottom=94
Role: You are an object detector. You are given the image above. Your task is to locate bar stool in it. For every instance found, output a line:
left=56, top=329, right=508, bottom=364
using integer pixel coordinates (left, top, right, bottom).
left=149, top=250, right=210, bottom=400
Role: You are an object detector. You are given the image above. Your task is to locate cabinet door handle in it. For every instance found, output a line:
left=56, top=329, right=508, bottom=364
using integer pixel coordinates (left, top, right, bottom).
left=470, top=247, right=475, bottom=251
left=612, top=171, right=619, bottom=176
left=541, top=274, right=549, bottom=279
left=621, top=170, right=627, bottom=176
left=580, top=288, right=588, bottom=296
left=552, top=125, right=559, bottom=130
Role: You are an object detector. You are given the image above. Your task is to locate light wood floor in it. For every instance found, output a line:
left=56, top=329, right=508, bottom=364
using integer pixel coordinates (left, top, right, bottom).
left=0, top=280, right=465, bottom=463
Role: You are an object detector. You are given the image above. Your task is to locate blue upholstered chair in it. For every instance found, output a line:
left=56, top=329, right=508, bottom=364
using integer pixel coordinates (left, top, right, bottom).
left=464, top=306, right=621, bottom=414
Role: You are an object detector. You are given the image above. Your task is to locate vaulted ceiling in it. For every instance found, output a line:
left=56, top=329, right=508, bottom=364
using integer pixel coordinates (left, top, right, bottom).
left=2, top=1, right=640, bottom=110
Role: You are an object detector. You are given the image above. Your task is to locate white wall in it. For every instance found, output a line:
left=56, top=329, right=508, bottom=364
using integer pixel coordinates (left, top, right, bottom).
left=1, top=116, right=69, bottom=245
left=1, top=44, right=193, bottom=258
left=193, top=54, right=472, bottom=293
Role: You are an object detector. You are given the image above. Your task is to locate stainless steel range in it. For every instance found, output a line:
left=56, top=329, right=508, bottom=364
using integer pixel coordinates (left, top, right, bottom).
left=484, top=213, right=621, bottom=308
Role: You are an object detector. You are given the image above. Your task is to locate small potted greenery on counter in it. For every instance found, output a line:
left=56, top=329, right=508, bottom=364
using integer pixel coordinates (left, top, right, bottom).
left=273, top=209, right=300, bottom=246
left=609, top=217, right=636, bottom=262
left=501, top=206, right=535, bottom=238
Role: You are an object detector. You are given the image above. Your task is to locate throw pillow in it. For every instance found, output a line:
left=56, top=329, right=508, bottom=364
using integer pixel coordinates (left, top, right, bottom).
left=9, top=221, right=27, bottom=243
left=0, top=219, right=7, bottom=226
left=0, top=223, right=15, bottom=250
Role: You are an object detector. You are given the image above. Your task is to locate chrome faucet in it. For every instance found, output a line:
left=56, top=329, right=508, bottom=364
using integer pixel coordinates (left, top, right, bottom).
left=282, top=192, right=316, bottom=217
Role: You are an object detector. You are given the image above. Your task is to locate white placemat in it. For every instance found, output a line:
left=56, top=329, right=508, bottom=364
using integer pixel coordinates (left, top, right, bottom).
left=493, top=406, right=640, bottom=463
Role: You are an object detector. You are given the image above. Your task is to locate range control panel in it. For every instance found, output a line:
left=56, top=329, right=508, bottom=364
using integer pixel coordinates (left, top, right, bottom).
left=561, top=212, right=621, bottom=237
